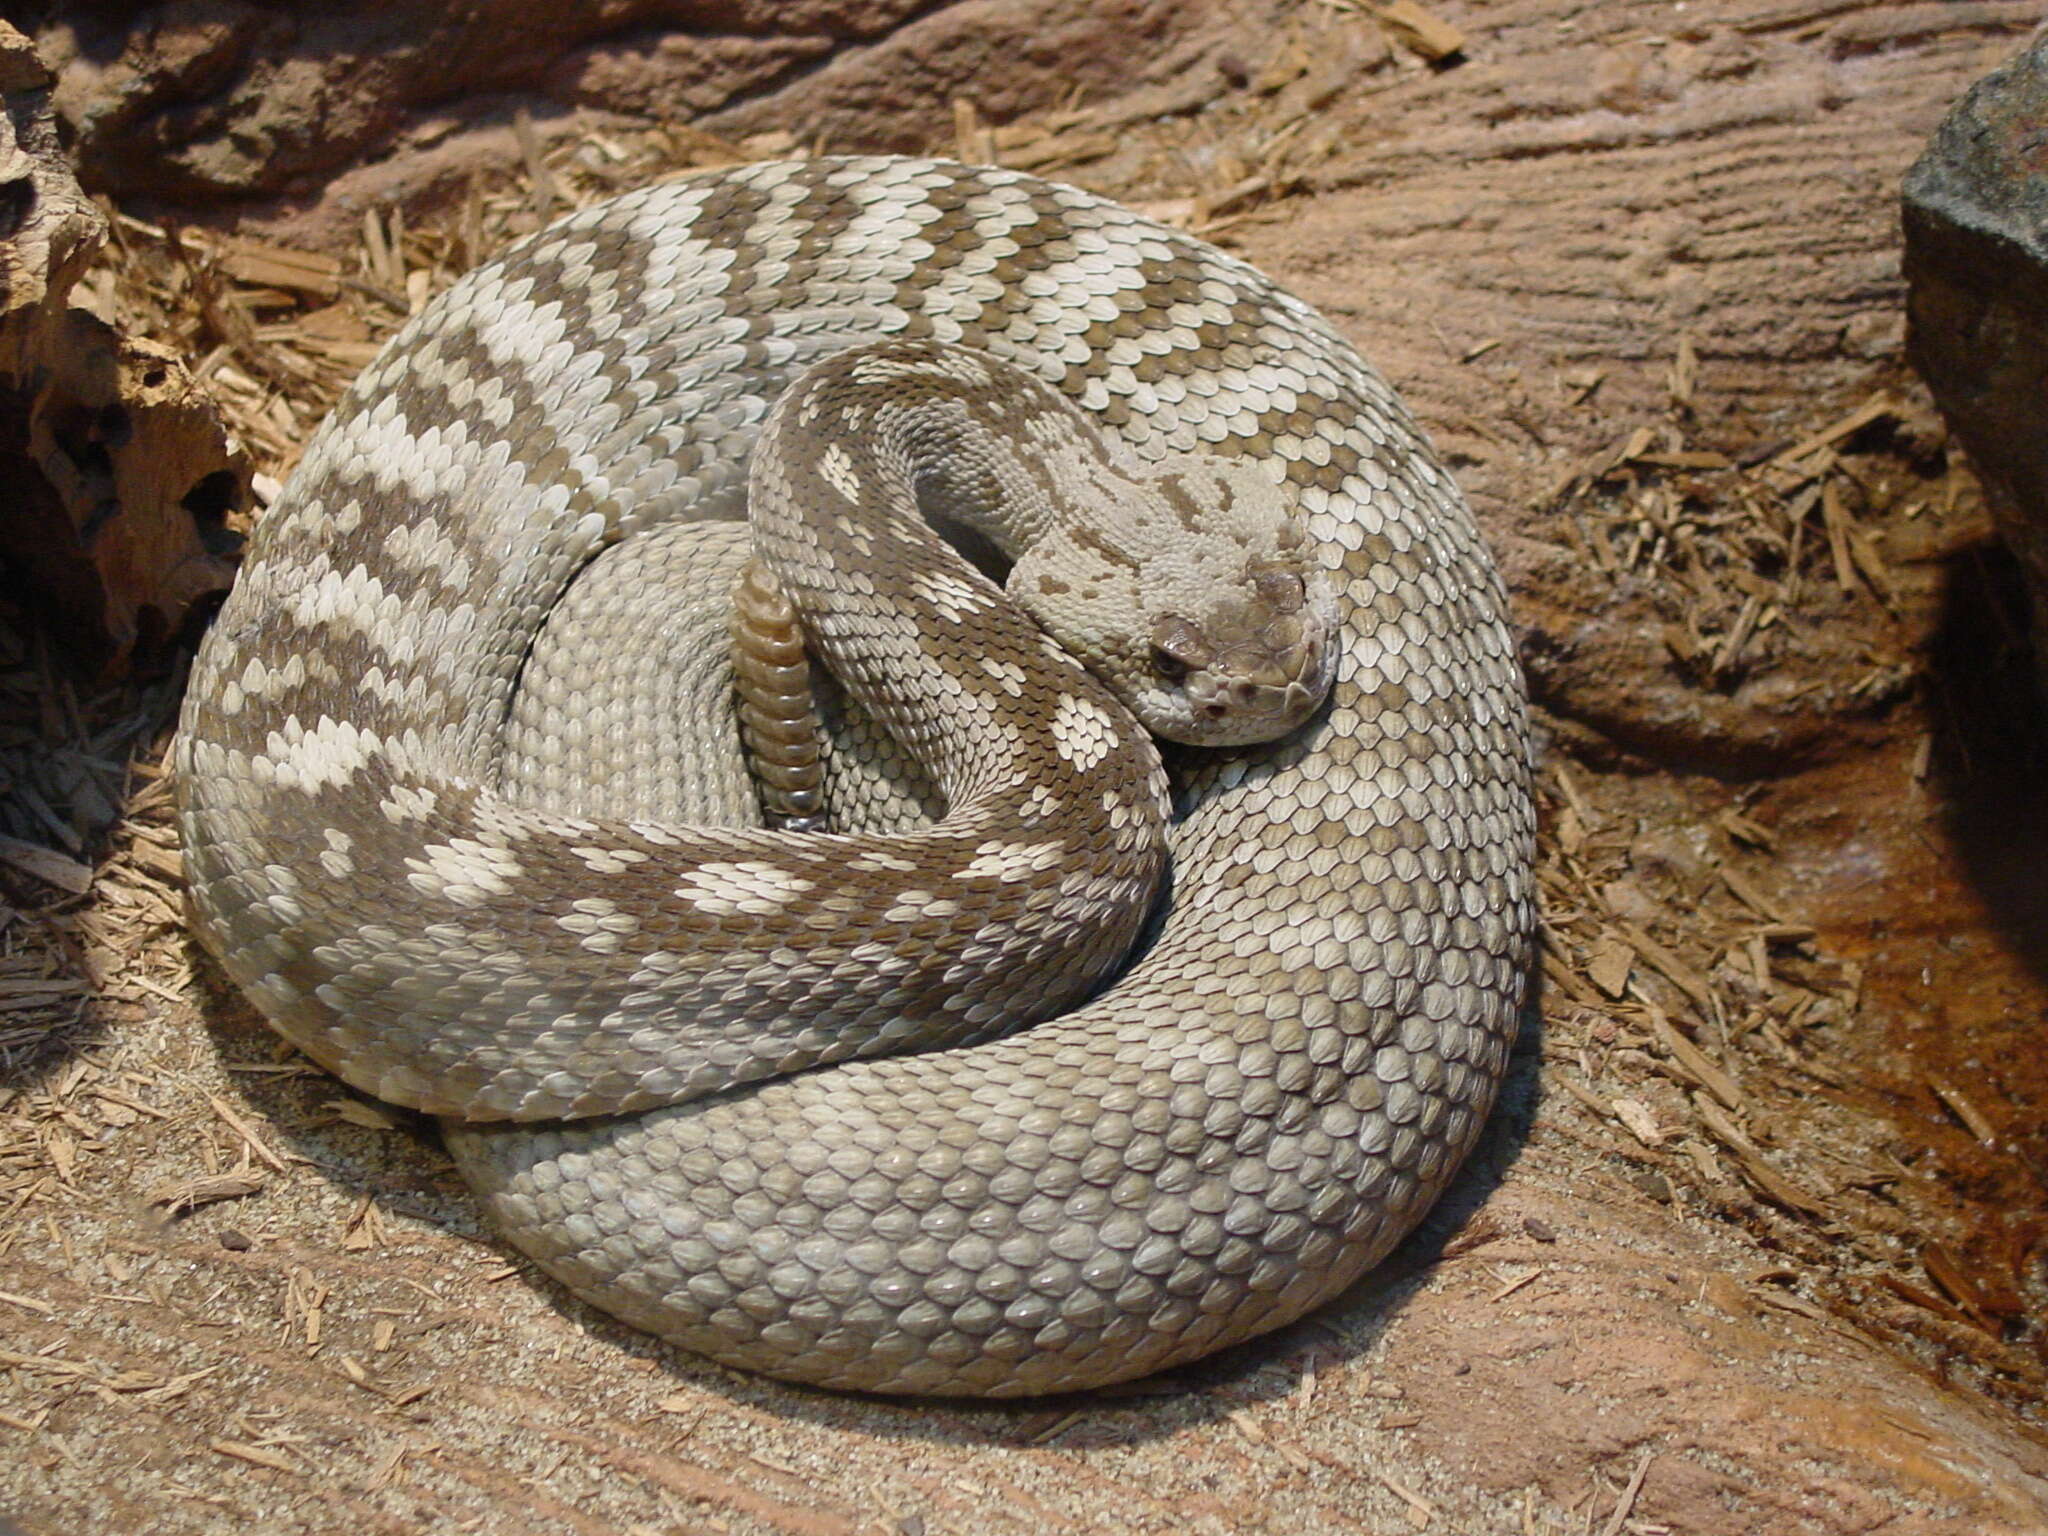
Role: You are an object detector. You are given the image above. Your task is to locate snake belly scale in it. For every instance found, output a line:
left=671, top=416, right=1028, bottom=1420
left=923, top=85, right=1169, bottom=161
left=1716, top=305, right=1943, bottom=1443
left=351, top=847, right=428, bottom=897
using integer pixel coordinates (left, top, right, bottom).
left=175, top=157, right=1536, bottom=1397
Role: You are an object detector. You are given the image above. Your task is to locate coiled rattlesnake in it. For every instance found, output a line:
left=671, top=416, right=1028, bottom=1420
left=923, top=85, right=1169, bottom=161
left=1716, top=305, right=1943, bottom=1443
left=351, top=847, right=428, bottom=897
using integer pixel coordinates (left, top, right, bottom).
left=175, top=157, right=1535, bottom=1396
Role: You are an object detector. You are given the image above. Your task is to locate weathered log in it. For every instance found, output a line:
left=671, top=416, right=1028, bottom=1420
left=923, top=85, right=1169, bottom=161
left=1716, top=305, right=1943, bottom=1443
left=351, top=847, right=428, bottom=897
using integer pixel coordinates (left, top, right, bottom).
left=0, top=21, right=242, bottom=680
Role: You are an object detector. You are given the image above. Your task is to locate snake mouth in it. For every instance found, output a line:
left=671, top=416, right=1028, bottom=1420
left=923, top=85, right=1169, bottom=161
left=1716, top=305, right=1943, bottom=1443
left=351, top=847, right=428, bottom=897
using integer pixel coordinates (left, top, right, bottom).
left=1182, top=638, right=1335, bottom=744
left=1150, top=567, right=1340, bottom=747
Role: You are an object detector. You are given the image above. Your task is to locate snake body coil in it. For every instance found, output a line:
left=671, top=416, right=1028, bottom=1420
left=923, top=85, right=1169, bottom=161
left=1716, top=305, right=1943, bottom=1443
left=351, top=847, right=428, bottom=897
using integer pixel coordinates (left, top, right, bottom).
left=176, top=157, right=1535, bottom=1396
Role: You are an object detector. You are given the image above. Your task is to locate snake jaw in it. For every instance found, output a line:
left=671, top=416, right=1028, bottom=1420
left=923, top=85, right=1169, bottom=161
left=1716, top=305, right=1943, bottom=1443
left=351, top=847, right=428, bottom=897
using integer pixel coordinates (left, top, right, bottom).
left=1145, top=563, right=1339, bottom=747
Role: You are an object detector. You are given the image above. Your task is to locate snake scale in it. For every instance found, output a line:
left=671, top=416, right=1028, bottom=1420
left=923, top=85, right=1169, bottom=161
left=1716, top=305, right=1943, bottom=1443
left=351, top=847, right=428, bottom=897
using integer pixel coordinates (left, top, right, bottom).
left=175, top=157, right=1535, bottom=1397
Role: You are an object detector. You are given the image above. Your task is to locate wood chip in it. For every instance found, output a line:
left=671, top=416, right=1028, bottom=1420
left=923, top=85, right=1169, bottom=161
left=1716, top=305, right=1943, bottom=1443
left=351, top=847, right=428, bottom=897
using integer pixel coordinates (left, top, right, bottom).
left=205, top=1093, right=296, bottom=1171
left=1718, top=863, right=1788, bottom=923
left=951, top=98, right=996, bottom=167
left=1620, top=924, right=1716, bottom=1018
left=1717, top=809, right=1777, bottom=850
left=1691, top=1097, right=1827, bottom=1215
left=1377, top=1468, right=1438, bottom=1526
left=512, top=107, right=564, bottom=216
left=1488, top=1267, right=1543, bottom=1303
left=1599, top=1450, right=1655, bottom=1536
left=146, top=1172, right=265, bottom=1214
left=210, top=1438, right=297, bottom=1473
left=1669, top=331, right=1698, bottom=406
left=1552, top=762, right=1595, bottom=824
left=214, top=239, right=342, bottom=299
left=1371, top=0, right=1466, bottom=61
left=998, top=129, right=1117, bottom=173
left=0, top=978, right=87, bottom=1011
left=1820, top=480, right=1860, bottom=594
left=1645, top=1006, right=1743, bottom=1112
left=1611, top=1096, right=1666, bottom=1148
left=1847, top=519, right=1896, bottom=609
left=1926, top=1077, right=1998, bottom=1146
left=341, top=1192, right=391, bottom=1252
left=1909, top=733, right=1934, bottom=782
left=1616, top=425, right=1657, bottom=466
left=360, top=205, right=394, bottom=294
left=1540, top=943, right=1602, bottom=1005
left=1586, top=936, right=1634, bottom=999
left=328, top=1097, right=402, bottom=1131
left=1128, top=198, right=1200, bottom=229
left=0, top=834, right=93, bottom=894
left=1074, top=72, right=1229, bottom=132
left=1632, top=449, right=1732, bottom=470
left=1024, top=1408, right=1086, bottom=1444
left=1712, top=591, right=1765, bottom=677
left=1921, top=1242, right=1996, bottom=1325
left=1877, top=1271, right=1974, bottom=1328
left=1767, top=392, right=1898, bottom=471
left=1556, top=1074, right=1616, bottom=1120
left=122, top=838, right=185, bottom=884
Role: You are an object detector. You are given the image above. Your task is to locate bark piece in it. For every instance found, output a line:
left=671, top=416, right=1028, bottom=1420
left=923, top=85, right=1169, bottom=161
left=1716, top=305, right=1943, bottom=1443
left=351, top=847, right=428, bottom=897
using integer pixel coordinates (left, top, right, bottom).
left=0, top=21, right=243, bottom=679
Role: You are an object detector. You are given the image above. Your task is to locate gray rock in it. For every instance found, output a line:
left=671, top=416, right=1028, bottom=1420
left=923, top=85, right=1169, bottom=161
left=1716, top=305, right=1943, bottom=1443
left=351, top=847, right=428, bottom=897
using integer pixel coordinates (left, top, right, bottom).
left=1903, top=32, right=2048, bottom=697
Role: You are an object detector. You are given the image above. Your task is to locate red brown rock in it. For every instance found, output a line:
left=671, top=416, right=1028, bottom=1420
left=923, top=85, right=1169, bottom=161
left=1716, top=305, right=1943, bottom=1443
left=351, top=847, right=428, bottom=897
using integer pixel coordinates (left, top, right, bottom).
left=24, top=0, right=1224, bottom=229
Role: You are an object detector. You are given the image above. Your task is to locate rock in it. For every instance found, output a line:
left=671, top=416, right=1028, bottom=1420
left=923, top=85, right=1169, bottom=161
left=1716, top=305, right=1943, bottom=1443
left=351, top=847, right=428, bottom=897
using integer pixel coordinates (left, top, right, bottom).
left=0, top=22, right=244, bottom=679
left=22, top=0, right=1228, bottom=235
left=1903, top=33, right=2048, bottom=698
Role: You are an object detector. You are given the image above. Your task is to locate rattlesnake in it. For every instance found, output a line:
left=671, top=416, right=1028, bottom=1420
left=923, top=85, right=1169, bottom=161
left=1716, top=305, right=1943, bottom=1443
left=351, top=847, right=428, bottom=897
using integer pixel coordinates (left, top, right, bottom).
left=175, top=157, right=1535, bottom=1397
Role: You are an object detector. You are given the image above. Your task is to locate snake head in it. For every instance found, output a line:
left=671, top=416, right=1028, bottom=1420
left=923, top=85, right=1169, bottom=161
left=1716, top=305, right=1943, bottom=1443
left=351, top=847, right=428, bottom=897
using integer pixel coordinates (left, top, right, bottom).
left=1141, top=555, right=1339, bottom=747
left=1011, top=454, right=1340, bottom=749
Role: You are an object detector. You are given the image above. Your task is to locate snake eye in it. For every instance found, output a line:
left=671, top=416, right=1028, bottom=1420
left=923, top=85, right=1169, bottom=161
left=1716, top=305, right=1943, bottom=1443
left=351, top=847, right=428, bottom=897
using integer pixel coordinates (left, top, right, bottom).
left=1148, top=616, right=1210, bottom=687
left=1150, top=647, right=1188, bottom=684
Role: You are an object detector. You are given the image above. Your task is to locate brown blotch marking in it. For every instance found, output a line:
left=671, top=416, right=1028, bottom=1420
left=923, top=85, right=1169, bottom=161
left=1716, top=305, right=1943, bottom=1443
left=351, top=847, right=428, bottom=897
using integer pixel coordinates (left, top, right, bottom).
left=1068, top=524, right=1141, bottom=573
left=1158, top=474, right=1210, bottom=535
left=686, top=168, right=783, bottom=329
